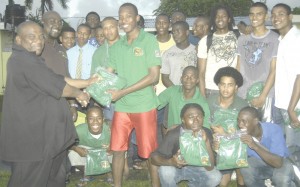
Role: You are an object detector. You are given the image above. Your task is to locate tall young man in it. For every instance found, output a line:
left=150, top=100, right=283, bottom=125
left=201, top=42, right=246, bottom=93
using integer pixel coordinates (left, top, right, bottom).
left=107, top=3, right=161, bottom=187
left=237, top=2, right=278, bottom=122
left=198, top=5, right=238, bottom=97
left=271, top=3, right=300, bottom=152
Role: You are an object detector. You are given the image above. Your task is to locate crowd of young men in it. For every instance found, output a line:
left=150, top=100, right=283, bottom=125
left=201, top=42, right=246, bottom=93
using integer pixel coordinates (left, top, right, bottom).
left=0, top=2, right=300, bottom=187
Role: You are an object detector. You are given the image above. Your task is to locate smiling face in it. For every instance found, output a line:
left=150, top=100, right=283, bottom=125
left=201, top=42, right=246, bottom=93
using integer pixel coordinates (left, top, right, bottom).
left=16, top=22, right=45, bottom=56
left=102, top=19, right=119, bottom=44
left=42, top=12, right=63, bottom=39
left=95, top=27, right=105, bottom=45
left=215, top=9, right=230, bottom=31
left=155, top=15, right=170, bottom=35
left=193, top=18, right=208, bottom=38
left=60, top=31, right=75, bottom=50
left=118, top=5, right=139, bottom=34
left=271, top=6, right=293, bottom=35
left=86, top=107, right=104, bottom=135
left=182, top=107, right=204, bottom=133
left=249, top=6, right=268, bottom=28
left=237, top=111, right=258, bottom=136
left=181, top=67, right=199, bottom=91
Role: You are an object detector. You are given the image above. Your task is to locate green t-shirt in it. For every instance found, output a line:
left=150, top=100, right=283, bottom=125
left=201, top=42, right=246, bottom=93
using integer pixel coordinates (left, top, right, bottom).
left=108, top=29, right=161, bottom=112
left=91, top=40, right=110, bottom=74
left=158, top=85, right=211, bottom=128
left=76, top=122, right=111, bottom=149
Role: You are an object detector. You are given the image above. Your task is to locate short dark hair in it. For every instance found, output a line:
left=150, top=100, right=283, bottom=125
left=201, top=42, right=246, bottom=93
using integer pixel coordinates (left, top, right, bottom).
left=87, top=106, right=103, bottom=117
left=171, top=11, right=186, bottom=21
left=182, top=66, right=198, bottom=78
left=77, top=23, right=91, bottom=31
left=239, top=106, right=261, bottom=121
left=272, top=3, right=292, bottom=15
left=172, top=20, right=189, bottom=31
left=180, top=103, right=205, bottom=119
left=86, top=11, right=100, bottom=21
left=119, top=3, right=138, bottom=15
left=251, top=2, right=268, bottom=12
left=214, top=66, right=243, bottom=87
left=61, top=26, right=75, bottom=35
left=155, top=13, right=170, bottom=22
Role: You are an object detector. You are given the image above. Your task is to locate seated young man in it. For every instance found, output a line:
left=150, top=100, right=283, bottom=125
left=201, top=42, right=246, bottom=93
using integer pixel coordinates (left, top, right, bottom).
left=209, top=66, right=248, bottom=187
left=158, top=66, right=211, bottom=134
left=68, top=106, right=129, bottom=184
left=238, top=106, right=294, bottom=187
left=151, top=103, right=221, bottom=187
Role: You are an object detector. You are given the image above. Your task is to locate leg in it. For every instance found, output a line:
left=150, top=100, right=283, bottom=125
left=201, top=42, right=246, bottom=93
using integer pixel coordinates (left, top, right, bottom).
left=186, top=166, right=221, bottom=187
left=240, top=157, right=272, bottom=187
left=110, top=112, right=134, bottom=187
left=112, top=151, right=126, bottom=187
left=219, top=173, right=231, bottom=187
left=47, top=150, right=68, bottom=187
left=158, top=166, right=180, bottom=187
left=236, top=168, right=246, bottom=186
left=8, top=158, right=53, bottom=187
left=133, top=109, right=159, bottom=186
left=147, top=158, right=161, bottom=187
left=272, top=159, right=294, bottom=187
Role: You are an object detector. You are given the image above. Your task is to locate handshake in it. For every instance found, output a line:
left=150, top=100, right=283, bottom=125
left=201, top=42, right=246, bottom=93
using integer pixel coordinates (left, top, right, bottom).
left=76, top=89, right=91, bottom=107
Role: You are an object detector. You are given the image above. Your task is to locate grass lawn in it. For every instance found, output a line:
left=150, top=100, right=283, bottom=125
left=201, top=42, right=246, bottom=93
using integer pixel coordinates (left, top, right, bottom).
left=0, top=169, right=238, bottom=187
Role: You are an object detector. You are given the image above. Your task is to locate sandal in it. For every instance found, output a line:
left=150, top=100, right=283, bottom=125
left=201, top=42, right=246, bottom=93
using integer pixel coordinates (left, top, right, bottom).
left=132, top=159, right=143, bottom=170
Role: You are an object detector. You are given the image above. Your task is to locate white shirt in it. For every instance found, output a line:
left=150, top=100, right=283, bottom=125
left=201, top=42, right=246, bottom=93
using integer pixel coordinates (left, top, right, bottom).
left=275, top=26, right=300, bottom=110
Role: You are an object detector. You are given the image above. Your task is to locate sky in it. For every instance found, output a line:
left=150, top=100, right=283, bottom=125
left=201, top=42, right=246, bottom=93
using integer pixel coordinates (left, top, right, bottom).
left=1, top=0, right=300, bottom=28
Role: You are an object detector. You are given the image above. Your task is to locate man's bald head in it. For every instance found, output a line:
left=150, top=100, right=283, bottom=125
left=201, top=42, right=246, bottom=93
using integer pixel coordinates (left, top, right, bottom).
left=42, top=11, right=63, bottom=39
left=16, top=21, right=45, bottom=55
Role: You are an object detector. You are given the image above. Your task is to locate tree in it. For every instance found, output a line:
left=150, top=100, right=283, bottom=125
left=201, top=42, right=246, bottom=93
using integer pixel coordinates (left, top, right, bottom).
left=24, top=0, right=69, bottom=14
left=154, top=0, right=253, bottom=17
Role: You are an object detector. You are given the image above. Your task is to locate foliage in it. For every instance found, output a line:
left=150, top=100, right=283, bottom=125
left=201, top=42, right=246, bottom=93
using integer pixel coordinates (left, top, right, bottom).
left=153, top=0, right=253, bottom=17
left=27, top=8, right=70, bottom=28
left=24, top=0, right=69, bottom=14
left=293, top=7, right=300, bottom=14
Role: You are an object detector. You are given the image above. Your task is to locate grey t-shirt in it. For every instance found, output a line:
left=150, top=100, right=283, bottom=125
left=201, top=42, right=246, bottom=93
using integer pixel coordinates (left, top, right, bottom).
left=237, top=30, right=279, bottom=98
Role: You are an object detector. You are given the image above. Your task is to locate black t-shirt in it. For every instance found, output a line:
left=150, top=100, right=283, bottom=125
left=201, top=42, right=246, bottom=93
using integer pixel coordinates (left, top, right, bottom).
left=152, top=125, right=213, bottom=159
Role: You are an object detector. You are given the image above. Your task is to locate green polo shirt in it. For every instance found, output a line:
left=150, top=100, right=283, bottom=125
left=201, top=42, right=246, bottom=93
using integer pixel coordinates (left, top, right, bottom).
left=108, top=29, right=161, bottom=112
left=158, top=85, right=211, bottom=128
left=76, top=122, right=111, bottom=149
left=91, top=40, right=110, bottom=74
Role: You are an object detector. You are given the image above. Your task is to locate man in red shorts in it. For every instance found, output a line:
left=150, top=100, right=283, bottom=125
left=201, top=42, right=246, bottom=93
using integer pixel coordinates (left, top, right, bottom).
left=107, top=3, right=161, bottom=187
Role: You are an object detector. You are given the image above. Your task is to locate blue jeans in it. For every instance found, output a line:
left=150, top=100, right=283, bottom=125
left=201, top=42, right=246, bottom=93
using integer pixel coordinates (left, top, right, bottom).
left=240, top=157, right=294, bottom=187
left=103, top=103, right=115, bottom=121
left=158, top=165, right=221, bottom=187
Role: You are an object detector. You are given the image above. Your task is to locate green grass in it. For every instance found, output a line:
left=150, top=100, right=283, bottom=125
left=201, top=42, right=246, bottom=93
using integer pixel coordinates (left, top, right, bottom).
left=0, top=169, right=238, bottom=187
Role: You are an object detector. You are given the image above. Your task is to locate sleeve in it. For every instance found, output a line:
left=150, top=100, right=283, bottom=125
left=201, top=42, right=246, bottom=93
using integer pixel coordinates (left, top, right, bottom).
left=108, top=44, right=117, bottom=71
left=197, top=35, right=208, bottom=59
left=160, top=51, right=170, bottom=75
left=271, top=32, right=279, bottom=58
left=22, top=57, right=66, bottom=100
left=202, top=100, right=211, bottom=129
left=153, top=128, right=179, bottom=158
left=91, top=49, right=100, bottom=75
left=236, top=36, right=244, bottom=56
left=158, top=87, right=173, bottom=110
left=269, top=125, right=288, bottom=157
left=145, top=35, right=161, bottom=68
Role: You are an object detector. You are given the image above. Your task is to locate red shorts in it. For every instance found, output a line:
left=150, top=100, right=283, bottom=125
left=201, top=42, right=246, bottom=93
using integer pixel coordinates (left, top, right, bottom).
left=110, top=109, right=158, bottom=158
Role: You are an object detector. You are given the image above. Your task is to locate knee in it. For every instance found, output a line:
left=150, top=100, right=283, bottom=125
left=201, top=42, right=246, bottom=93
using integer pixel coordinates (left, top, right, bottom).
left=158, top=166, right=176, bottom=184
left=113, top=151, right=126, bottom=159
